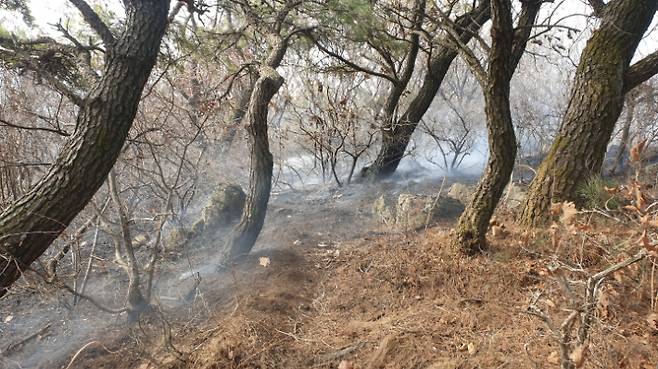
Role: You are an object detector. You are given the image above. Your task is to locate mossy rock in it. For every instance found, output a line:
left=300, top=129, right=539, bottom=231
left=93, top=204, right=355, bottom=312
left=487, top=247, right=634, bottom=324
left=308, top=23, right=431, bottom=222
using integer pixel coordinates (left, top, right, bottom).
left=163, top=226, right=191, bottom=251
left=395, top=194, right=464, bottom=231
left=372, top=195, right=395, bottom=225
left=447, top=183, right=475, bottom=205
left=373, top=193, right=464, bottom=231
left=191, top=183, right=246, bottom=237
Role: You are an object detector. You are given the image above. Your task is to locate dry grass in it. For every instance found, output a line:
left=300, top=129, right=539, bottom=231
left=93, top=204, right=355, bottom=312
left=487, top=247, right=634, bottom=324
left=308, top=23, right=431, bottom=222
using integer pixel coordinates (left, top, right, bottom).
left=57, top=210, right=658, bottom=369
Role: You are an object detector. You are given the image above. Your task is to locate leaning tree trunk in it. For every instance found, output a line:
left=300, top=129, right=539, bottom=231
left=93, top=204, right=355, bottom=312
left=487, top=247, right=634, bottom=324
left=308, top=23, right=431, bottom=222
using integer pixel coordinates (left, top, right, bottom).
left=223, top=67, right=284, bottom=258
left=519, top=0, right=658, bottom=227
left=363, top=0, right=491, bottom=178
left=0, top=0, right=169, bottom=297
left=453, top=0, right=541, bottom=254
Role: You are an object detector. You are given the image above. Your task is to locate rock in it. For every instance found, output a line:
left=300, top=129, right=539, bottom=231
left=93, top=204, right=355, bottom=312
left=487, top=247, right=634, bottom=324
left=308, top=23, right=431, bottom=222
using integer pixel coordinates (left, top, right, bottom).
left=446, top=182, right=526, bottom=209
left=131, top=233, right=150, bottom=248
left=373, top=193, right=464, bottom=231
left=395, top=194, right=464, bottom=231
left=163, top=225, right=190, bottom=251
left=192, top=183, right=246, bottom=235
left=502, top=182, right=527, bottom=208
left=447, top=183, right=474, bottom=204
left=372, top=195, right=395, bottom=224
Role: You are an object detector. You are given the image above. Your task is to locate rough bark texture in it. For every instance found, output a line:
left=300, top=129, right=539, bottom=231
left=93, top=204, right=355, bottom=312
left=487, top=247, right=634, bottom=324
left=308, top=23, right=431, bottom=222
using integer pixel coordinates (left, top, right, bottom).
left=0, top=0, right=169, bottom=297
left=223, top=67, right=284, bottom=258
left=519, top=0, right=658, bottom=227
left=363, top=0, right=491, bottom=178
left=453, top=0, right=541, bottom=254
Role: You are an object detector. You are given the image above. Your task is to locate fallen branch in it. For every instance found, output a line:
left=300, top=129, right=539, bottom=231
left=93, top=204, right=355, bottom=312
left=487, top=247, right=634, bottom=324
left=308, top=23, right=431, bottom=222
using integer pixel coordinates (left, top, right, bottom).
left=1, top=323, right=51, bottom=355
left=64, top=340, right=120, bottom=369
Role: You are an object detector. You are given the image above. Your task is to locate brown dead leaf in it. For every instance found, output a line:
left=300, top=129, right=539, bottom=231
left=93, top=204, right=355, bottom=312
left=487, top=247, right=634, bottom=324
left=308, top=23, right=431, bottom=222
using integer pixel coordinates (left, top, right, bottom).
left=547, top=351, right=560, bottom=365
left=648, top=218, right=658, bottom=229
left=623, top=204, right=640, bottom=214
left=338, top=360, right=354, bottom=369
left=630, top=139, right=647, bottom=163
left=491, top=225, right=508, bottom=239
left=639, top=231, right=658, bottom=255
left=647, top=313, right=658, bottom=332
left=636, top=187, right=648, bottom=211
left=550, top=202, right=563, bottom=217
left=550, top=223, right=561, bottom=251
left=569, top=344, right=588, bottom=368
left=467, top=342, right=477, bottom=355
left=560, top=202, right=578, bottom=225
left=597, top=285, right=612, bottom=319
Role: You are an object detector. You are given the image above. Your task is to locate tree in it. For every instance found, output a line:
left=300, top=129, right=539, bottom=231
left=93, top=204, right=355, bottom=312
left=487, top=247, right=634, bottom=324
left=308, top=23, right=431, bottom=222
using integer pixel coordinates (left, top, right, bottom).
left=519, top=0, right=658, bottom=227
left=222, top=0, right=307, bottom=258
left=0, top=0, right=170, bottom=297
left=223, top=67, right=284, bottom=258
left=363, top=0, right=491, bottom=178
left=307, top=0, right=425, bottom=180
left=452, top=0, right=542, bottom=254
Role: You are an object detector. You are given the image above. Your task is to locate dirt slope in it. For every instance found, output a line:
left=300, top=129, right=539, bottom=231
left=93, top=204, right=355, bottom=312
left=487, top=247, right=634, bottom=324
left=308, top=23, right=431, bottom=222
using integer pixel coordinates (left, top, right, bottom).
left=62, top=224, right=657, bottom=369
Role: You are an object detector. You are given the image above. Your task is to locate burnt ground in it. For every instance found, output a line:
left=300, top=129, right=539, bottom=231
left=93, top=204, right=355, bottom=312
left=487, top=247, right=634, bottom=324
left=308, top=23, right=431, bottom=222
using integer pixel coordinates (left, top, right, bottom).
left=2, top=173, right=657, bottom=369
left=0, top=174, right=467, bottom=369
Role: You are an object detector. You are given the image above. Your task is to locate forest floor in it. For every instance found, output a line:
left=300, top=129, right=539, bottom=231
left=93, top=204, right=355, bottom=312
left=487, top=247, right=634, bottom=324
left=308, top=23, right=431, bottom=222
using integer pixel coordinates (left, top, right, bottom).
left=2, top=174, right=658, bottom=369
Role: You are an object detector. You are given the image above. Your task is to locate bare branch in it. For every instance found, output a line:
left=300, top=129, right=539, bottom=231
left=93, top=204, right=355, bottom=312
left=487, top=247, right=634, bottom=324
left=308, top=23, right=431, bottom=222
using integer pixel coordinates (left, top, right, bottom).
left=588, top=0, right=606, bottom=16
left=624, top=50, right=658, bottom=93
left=307, top=32, right=399, bottom=83
left=0, top=117, right=71, bottom=136
left=68, top=0, right=115, bottom=49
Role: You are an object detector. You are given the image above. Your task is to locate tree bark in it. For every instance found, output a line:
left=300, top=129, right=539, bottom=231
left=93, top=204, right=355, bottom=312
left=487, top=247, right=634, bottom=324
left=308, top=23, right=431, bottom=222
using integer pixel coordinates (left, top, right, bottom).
left=363, top=0, right=491, bottom=178
left=453, top=0, right=541, bottom=254
left=223, top=67, right=284, bottom=258
left=609, top=94, right=636, bottom=176
left=0, top=0, right=169, bottom=297
left=519, top=0, right=658, bottom=227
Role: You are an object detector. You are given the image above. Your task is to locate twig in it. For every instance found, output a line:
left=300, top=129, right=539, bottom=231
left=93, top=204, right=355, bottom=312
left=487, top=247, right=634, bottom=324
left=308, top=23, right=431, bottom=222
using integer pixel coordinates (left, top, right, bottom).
left=1, top=324, right=51, bottom=355
left=75, top=217, right=101, bottom=305
left=64, top=341, right=120, bottom=369
left=425, top=176, right=447, bottom=231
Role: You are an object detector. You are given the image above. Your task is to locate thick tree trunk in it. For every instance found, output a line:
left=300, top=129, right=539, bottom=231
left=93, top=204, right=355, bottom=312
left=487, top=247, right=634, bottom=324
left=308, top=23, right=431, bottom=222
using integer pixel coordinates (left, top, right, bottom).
left=453, top=0, right=541, bottom=254
left=363, top=0, right=491, bottom=178
left=453, top=94, right=516, bottom=254
left=223, top=67, right=284, bottom=258
left=519, top=0, right=658, bottom=227
left=0, top=0, right=169, bottom=297
left=452, top=0, right=515, bottom=254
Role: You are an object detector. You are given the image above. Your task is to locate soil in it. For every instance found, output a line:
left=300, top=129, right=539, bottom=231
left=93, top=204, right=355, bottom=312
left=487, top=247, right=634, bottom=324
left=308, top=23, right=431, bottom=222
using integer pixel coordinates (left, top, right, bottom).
left=1, top=175, right=657, bottom=369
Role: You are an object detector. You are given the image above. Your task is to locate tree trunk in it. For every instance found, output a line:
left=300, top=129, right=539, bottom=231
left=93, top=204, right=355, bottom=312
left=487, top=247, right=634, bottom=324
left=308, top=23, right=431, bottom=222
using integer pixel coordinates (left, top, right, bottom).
left=609, top=94, right=636, bottom=176
left=452, top=0, right=541, bottom=254
left=0, top=0, right=169, bottom=297
left=363, top=0, right=491, bottom=178
left=223, top=67, right=284, bottom=258
left=519, top=0, right=658, bottom=227
left=218, top=79, right=255, bottom=155
left=452, top=0, right=515, bottom=254
left=108, top=170, right=147, bottom=321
